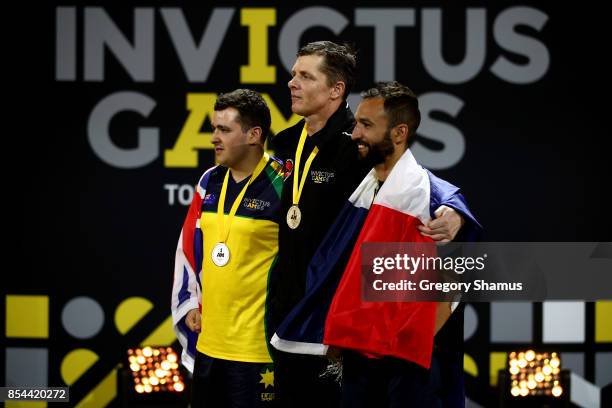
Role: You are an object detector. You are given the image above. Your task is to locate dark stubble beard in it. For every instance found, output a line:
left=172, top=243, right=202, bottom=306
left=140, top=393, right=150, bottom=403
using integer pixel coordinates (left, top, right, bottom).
left=360, top=128, right=395, bottom=167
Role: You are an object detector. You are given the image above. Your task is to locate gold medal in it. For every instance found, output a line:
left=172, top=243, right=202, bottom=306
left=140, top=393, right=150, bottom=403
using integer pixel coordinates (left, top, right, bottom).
left=211, top=243, right=230, bottom=267
left=288, top=125, right=318, bottom=230
left=286, top=205, right=302, bottom=229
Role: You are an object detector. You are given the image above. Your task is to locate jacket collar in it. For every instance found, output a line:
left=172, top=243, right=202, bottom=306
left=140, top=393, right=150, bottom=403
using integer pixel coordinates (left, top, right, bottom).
left=309, top=101, right=355, bottom=150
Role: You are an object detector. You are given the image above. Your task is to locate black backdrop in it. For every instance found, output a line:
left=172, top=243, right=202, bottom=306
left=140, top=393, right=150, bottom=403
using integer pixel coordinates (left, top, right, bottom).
left=3, top=1, right=611, bottom=407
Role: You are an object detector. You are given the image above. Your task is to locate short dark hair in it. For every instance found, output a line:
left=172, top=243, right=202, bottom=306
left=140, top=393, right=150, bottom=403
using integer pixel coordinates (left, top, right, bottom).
left=361, top=81, right=421, bottom=146
left=214, top=89, right=271, bottom=142
left=297, top=41, right=357, bottom=98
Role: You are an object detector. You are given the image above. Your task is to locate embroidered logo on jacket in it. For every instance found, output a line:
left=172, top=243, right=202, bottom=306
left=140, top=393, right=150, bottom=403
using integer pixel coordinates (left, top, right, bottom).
left=243, top=198, right=271, bottom=211
left=310, top=170, right=335, bottom=184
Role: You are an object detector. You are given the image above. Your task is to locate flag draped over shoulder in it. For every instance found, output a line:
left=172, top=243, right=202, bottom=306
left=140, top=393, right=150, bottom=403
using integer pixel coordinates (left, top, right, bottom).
left=170, top=166, right=217, bottom=373
left=271, top=149, right=481, bottom=369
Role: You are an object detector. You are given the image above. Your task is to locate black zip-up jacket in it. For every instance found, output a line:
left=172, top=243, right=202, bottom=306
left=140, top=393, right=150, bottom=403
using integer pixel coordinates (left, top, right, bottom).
left=266, top=103, right=371, bottom=340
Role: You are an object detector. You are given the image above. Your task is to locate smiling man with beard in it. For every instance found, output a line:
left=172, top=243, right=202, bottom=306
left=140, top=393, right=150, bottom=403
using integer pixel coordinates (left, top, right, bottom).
left=267, top=41, right=473, bottom=407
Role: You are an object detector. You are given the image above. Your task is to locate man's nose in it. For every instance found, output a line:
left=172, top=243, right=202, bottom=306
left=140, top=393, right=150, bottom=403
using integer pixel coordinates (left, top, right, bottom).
left=288, top=76, right=297, bottom=89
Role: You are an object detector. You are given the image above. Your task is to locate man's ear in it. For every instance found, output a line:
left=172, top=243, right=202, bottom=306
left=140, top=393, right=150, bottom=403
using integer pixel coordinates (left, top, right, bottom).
left=247, top=127, right=263, bottom=145
left=330, top=81, right=346, bottom=101
left=391, top=124, right=409, bottom=145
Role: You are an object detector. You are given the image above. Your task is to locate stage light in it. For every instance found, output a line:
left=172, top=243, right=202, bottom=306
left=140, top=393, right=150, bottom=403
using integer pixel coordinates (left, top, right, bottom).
left=550, top=356, right=560, bottom=368
left=499, top=350, right=569, bottom=407
left=126, top=346, right=183, bottom=394
left=527, top=378, right=537, bottom=390
left=119, top=345, right=189, bottom=406
left=507, top=351, right=564, bottom=398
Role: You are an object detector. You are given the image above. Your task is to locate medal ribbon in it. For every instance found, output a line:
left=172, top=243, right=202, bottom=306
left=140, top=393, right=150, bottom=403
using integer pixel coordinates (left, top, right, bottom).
left=292, top=124, right=319, bottom=206
left=217, top=152, right=269, bottom=243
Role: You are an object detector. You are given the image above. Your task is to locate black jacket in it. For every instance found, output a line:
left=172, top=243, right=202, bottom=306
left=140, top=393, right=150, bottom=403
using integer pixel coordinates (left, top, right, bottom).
left=266, top=103, right=371, bottom=338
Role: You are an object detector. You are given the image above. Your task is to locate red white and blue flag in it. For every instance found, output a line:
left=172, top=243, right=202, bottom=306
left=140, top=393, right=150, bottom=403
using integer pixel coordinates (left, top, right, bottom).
left=170, top=166, right=217, bottom=373
left=271, top=149, right=480, bottom=368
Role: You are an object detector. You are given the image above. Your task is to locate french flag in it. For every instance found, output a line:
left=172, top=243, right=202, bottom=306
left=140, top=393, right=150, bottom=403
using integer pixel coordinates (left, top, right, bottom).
left=271, top=149, right=480, bottom=368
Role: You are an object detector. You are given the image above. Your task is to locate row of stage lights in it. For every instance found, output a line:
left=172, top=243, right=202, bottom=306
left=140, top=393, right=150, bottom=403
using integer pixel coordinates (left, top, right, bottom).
left=124, top=346, right=567, bottom=404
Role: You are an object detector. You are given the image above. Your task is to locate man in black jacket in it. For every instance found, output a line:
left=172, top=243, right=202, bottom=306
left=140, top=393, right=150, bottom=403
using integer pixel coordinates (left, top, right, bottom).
left=267, top=41, right=465, bottom=407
